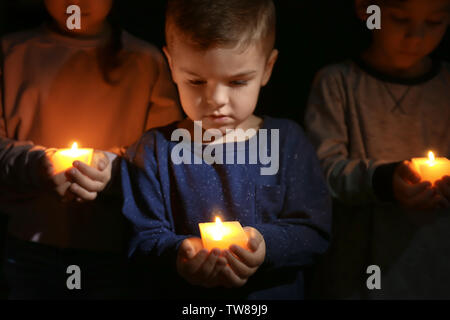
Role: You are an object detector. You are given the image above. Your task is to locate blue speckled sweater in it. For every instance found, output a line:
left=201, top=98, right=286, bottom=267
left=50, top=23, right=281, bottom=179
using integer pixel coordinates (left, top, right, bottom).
left=121, top=116, right=332, bottom=299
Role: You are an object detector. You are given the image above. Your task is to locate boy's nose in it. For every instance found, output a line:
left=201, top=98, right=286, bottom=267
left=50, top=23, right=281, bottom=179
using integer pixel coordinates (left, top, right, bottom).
left=206, top=84, right=229, bottom=109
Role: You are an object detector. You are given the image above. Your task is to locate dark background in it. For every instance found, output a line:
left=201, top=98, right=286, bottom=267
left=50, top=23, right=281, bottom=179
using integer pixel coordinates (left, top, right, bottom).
left=0, top=0, right=449, bottom=299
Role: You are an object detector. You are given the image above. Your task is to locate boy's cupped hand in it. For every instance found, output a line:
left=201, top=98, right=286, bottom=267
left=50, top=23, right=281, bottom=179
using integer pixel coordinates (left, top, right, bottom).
left=219, top=226, right=266, bottom=288
left=393, top=160, right=449, bottom=211
left=176, top=237, right=228, bottom=288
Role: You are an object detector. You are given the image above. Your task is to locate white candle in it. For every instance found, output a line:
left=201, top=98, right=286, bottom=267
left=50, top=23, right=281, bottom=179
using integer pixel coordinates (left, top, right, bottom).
left=199, top=216, right=248, bottom=251
left=51, top=142, right=93, bottom=174
left=412, top=151, right=450, bottom=186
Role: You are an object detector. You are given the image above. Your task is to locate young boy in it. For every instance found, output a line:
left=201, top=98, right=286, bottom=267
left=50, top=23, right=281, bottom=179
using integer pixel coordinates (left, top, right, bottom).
left=305, top=0, right=450, bottom=299
left=121, top=0, right=332, bottom=299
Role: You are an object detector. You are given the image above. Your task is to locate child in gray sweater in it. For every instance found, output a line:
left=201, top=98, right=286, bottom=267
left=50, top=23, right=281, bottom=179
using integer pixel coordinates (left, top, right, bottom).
left=305, top=0, right=450, bottom=299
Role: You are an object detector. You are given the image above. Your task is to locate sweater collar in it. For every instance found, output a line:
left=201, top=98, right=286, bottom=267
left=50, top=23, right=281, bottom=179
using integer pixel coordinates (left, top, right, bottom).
left=353, top=56, right=442, bottom=86
left=40, top=22, right=111, bottom=48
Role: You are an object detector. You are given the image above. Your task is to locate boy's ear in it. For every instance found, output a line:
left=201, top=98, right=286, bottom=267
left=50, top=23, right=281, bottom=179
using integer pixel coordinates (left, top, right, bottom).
left=355, top=0, right=372, bottom=21
left=163, top=46, right=177, bottom=83
left=261, top=49, right=279, bottom=87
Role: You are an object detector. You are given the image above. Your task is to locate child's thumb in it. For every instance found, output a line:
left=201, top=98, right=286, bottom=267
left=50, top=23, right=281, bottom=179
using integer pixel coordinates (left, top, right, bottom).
left=98, top=159, right=107, bottom=171
left=181, top=239, right=195, bottom=259
left=407, top=168, right=421, bottom=184
left=248, top=238, right=260, bottom=252
left=401, top=161, right=421, bottom=184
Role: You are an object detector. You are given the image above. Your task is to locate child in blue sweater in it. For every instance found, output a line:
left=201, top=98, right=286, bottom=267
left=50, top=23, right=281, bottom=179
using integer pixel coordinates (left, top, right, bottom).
left=121, top=0, right=332, bottom=299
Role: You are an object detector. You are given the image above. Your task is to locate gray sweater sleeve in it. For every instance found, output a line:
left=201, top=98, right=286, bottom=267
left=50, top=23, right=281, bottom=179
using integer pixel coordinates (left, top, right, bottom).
left=304, top=66, right=388, bottom=206
left=0, top=50, right=46, bottom=192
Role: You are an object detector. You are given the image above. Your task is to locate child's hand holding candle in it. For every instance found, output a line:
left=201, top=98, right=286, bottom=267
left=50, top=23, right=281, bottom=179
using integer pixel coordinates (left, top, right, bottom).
left=51, top=142, right=94, bottom=175
left=393, top=160, right=448, bottom=214
left=176, top=237, right=228, bottom=288
left=411, top=151, right=450, bottom=186
left=196, top=216, right=266, bottom=288
left=410, top=151, right=450, bottom=210
left=219, top=226, right=266, bottom=288
left=66, top=150, right=112, bottom=202
left=47, top=142, right=113, bottom=202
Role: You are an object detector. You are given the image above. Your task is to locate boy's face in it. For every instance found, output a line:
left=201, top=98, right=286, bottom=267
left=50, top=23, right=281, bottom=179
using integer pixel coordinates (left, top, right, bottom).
left=367, top=0, right=449, bottom=69
left=45, top=0, right=113, bottom=36
left=164, top=34, right=278, bottom=133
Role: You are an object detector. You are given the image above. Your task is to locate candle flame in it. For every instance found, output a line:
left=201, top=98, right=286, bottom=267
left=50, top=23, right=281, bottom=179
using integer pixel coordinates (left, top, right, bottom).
left=71, top=142, right=78, bottom=150
left=428, top=151, right=435, bottom=162
left=212, top=216, right=224, bottom=241
left=426, top=151, right=436, bottom=166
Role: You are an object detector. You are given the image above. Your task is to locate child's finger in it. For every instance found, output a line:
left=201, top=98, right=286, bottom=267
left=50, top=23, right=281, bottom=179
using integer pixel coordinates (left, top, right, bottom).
left=206, top=256, right=227, bottom=282
left=229, top=244, right=261, bottom=268
left=184, top=249, right=209, bottom=276
left=196, top=249, right=223, bottom=284
left=42, top=157, right=55, bottom=174
left=69, top=183, right=98, bottom=201
left=248, top=237, right=262, bottom=252
left=54, top=181, right=72, bottom=199
left=224, top=249, right=254, bottom=279
left=179, top=238, right=203, bottom=259
left=73, top=161, right=108, bottom=182
left=51, top=171, right=69, bottom=187
left=198, top=249, right=221, bottom=276
left=44, top=148, right=57, bottom=156
left=179, top=239, right=195, bottom=260
left=244, top=227, right=264, bottom=251
left=41, top=149, right=57, bottom=176
left=402, top=181, right=432, bottom=198
left=220, top=265, right=247, bottom=288
left=67, top=167, right=104, bottom=192
left=399, top=161, right=421, bottom=184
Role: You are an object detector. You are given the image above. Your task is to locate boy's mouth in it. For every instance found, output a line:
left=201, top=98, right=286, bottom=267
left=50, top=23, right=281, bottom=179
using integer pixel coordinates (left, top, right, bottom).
left=206, top=114, right=232, bottom=124
left=398, top=51, right=420, bottom=57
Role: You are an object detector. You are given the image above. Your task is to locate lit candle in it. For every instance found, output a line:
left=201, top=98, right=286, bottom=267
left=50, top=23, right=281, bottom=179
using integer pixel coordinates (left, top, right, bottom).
left=411, top=151, right=450, bottom=186
left=51, top=142, right=93, bottom=174
left=199, top=216, right=248, bottom=251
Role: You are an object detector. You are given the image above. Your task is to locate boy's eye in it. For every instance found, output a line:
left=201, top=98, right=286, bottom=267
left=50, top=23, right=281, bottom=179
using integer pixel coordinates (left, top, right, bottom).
left=229, top=80, right=248, bottom=86
left=426, top=20, right=444, bottom=27
left=188, top=79, right=206, bottom=86
left=390, top=15, right=410, bottom=24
